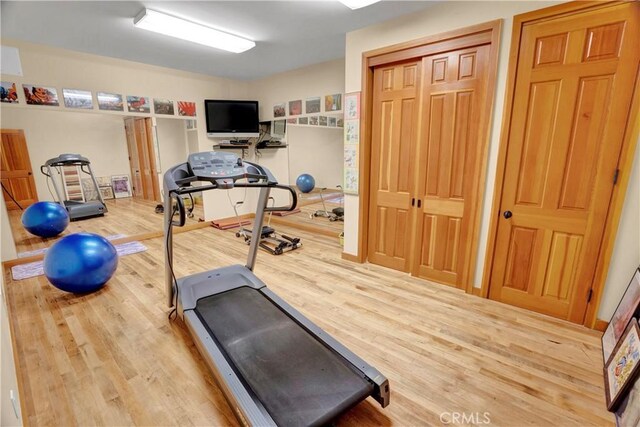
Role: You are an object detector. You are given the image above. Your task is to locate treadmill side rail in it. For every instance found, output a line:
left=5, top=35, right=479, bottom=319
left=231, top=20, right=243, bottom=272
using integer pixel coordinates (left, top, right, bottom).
left=183, top=311, right=277, bottom=427
left=260, top=288, right=390, bottom=408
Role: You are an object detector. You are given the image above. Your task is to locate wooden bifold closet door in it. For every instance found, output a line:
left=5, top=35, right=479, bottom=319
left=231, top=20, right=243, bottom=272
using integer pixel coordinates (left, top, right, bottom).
left=367, top=32, right=495, bottom=289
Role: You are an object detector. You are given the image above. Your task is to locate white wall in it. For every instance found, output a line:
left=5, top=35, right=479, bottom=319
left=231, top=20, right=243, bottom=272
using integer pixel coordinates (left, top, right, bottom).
left=0, top=197, right=20, bottom=426
left=248, top=59, right=345, bottom=191
left=0, top=39, right=251, bottom=221
left=155, top=118, right=188, bottom=197
left=343, top=0, right=640, bottom=320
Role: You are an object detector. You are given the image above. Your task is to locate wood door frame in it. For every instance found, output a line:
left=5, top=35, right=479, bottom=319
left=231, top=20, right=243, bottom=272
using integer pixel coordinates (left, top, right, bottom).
left=480, top=1, right=640, bottom=328
left=356, top=20, right=502, bottom=295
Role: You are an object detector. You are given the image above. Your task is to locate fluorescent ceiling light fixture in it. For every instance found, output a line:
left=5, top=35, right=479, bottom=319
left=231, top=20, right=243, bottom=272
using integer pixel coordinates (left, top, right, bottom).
left=134, top=8, right=255, bottom=53
left=338, top=0, right=381, bottom=10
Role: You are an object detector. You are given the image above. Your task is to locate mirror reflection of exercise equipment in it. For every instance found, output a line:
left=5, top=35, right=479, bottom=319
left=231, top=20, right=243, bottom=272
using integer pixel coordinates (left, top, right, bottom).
left=233, top=195, right=302, bottom=255
left=40, top=153, right=107, bottom=221
left=296, top=173, right=344, bottom=222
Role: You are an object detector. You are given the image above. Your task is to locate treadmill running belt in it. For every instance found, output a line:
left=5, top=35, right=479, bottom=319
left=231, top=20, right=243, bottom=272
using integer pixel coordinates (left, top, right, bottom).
left=194, top=287, right=373, bottom=427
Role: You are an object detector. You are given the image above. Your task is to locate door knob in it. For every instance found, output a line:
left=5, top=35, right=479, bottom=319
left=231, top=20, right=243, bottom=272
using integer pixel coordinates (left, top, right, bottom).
left=503, top=210, right=513, bottom=219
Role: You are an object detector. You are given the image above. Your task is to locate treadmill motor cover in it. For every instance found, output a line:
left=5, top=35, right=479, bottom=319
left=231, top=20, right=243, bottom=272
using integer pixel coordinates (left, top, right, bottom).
left=195, top=287, right=374, bottom=427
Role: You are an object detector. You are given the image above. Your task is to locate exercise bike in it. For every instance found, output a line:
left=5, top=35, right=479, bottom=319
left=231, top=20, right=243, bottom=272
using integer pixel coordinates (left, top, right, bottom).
left=234, top=197, right=302, bottom=255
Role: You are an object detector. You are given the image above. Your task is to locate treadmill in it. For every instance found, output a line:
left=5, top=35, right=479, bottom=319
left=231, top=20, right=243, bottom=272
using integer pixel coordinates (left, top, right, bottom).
left=41, top=154, right=107, bottom=221
left=164, top=151, right=389, bottom=426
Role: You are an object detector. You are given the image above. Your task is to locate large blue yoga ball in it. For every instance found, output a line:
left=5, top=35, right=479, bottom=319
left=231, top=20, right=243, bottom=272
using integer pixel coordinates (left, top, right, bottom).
left=44, top=232, right=118, bottom=293
left=296, top=174, right=316, bottom=193
left=21, top=201, right=69, bottom=238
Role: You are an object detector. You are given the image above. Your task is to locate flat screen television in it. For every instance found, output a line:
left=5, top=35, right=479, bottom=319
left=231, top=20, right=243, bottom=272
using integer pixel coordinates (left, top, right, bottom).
left=204, top=100, right=259, bottom=138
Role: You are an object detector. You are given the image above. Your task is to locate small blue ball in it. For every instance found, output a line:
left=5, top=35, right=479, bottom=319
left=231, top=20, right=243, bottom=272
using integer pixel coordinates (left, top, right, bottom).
left=21, top=201, right=69, bottom=238
left=44, top=232, right=118, bottom=293
left=296, top=174, right=316, bottom=194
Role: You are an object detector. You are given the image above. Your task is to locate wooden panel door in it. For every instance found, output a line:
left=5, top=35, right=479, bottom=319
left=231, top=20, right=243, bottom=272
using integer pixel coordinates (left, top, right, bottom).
left=368, top=60, right=421, bottom=271
left=0, top=129, right=38, bottom=209
left=124, top=118, right=143, bottom=198
left=488, top=3, right=640, bottom=322
left=125, top=118, right=160, bottom=201
left=413, top=45, right=490, bottom=287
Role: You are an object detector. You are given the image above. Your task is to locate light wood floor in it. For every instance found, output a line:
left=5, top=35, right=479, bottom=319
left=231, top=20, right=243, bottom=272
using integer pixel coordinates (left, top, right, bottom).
left=7, top=198, right=204, bottom=254
left=2, top=219, right=613, bottom=426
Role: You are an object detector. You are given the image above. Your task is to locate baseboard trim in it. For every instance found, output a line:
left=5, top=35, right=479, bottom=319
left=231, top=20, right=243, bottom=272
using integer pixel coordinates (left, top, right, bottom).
left=341, top=252, right=360, bottom=263
left=594, top=319, right=609, bottom=332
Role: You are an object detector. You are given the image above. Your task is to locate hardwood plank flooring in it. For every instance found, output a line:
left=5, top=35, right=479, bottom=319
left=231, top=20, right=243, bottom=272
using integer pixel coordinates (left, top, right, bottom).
left=7, top=198, right=204, bottom=254
left=3, top=222, right=613, bottom=426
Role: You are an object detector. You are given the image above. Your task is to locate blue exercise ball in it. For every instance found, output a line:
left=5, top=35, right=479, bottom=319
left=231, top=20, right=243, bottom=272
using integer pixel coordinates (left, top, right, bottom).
left=296, top=174, right=316, bottom=193
left=44, top=232, right=118, bottom=293
left=21, top=201, right=69, bottom=238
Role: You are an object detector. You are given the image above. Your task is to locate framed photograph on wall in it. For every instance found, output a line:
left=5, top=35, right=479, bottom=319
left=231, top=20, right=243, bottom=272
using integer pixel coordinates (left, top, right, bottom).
left=319, top=116, right=327, bottom=126
left=111, top=175, right=132, bottom=198
left=177, top=101, right=196, bottom=117
left=298, top=117, right=308, bottom=125
left=325, top=93, right=342, bottom=112
left=289, top=100, right=302, bottom=116
left=273, top=103, right=286, bottom=118
left=63, top=89, right=93, bottom=109
left=306, top=97, right=321, bottom=114
left=603, top=268, right=640, bottom=361
left=154, top=98, right=175, bottom=115
left=308, top=115, right=318, bottom=125
left=1, top=82, right=18, bottom=103
left=287, top=118, right=297, bottom=124
left=97, top=92, right=124, bottom=111
left=23, top=84, right=59, bottom=106
left=605, top=320, right=640, bottom=410
left=127, top=96, right=150, bottom=113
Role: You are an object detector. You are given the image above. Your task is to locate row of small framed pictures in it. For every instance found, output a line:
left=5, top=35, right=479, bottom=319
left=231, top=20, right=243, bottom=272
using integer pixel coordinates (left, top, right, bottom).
left=274, top=94, right=342, bottom=118
left=0, top=81, right=196, bottom=117
left=283, top=115, right=344, bottom=127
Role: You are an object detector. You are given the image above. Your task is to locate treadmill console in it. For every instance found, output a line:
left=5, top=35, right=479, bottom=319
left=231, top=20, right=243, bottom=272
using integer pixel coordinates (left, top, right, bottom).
left=188, top=152, right=253, bottom=188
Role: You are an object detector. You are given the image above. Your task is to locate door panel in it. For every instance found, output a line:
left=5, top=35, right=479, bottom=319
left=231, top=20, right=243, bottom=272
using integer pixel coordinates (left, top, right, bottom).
left=0, top=130, right=38, bottom=209
left=124, top=119, right=143, bottom=198
left=413, top=45, right=490, bottom=286
left=489, top=3, right=639, bottom=322
left=368, top=61, right=420, bottom=271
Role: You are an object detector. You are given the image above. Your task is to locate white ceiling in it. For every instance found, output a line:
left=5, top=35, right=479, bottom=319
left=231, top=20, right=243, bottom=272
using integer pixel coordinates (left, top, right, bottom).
left=0, top=1, right=436, bottom=80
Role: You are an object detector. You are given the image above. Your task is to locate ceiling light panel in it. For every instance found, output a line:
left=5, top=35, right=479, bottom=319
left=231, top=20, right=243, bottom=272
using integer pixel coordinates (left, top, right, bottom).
left=134, top=9, right=255, bottom=54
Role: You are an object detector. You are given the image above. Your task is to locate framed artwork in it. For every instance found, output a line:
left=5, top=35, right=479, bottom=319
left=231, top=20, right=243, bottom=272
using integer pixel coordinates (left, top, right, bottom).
left=273, top=103, right=286, bottom=118
left=308, top=115, right=318, bottom=125
left=97, top=92, right=124, bottom=111
left=154, top=98, right=174, bottom=115
left=306, top=97, right=321, bottom=114
left=127, top=96, right=150, bottom=113
left=177, top=101, right=196, bottom=117
left=337, top=118, right=344, bottom=128
left=328, top=117, right=337, bottom=127
left=616, top=374, right=640, bottom=427
left=344, top=167, right=358, bottom=194
left=23, top=84, right=59, bottom=106
left=287, top=118, right=297, bottom=124
left=289, top=100, right=302, bottom=116
left=63, top=89, right=93, bottom=109
left=344, top=146, right=357, bottom=168
left=325, top=93, right=342, bottom=112
left=1, top=82, right=18, bottom=103
left=344, top=92, right=360, bottom=120
left=345, top=120, right=360, bottom=144
left=111, top=175, right=132, bottom=198
left=298, top=117, right=308, bottom=125
left=605, top=320, right=640, bottom=411
left=319, top=116, right=327, bottom=126
left=99, top=186, right=115, bottom=200
left=603, top=268, right=640, bottom=361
